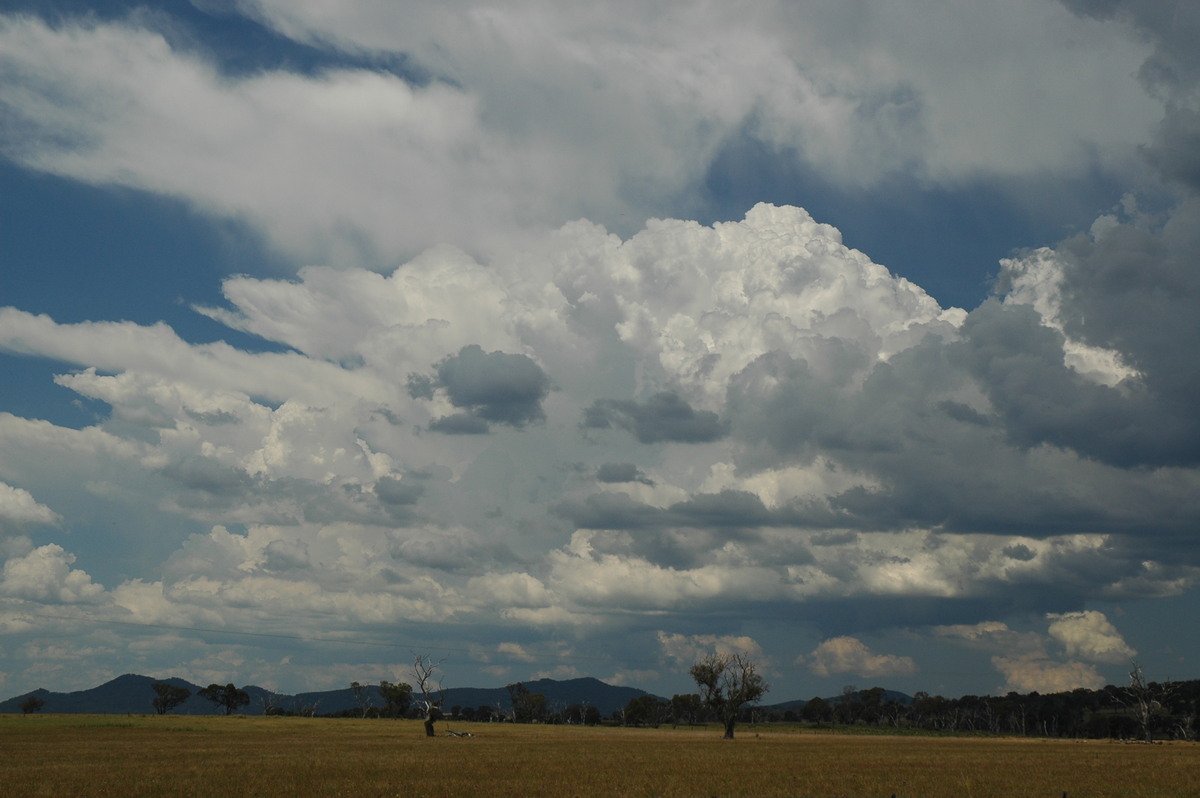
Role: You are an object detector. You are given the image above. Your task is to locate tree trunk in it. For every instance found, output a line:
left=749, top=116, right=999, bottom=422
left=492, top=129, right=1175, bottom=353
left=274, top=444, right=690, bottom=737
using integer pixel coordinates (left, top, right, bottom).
left=424, top=714, right=436, bottom=737
left=723, top=718, right=736, bottom=739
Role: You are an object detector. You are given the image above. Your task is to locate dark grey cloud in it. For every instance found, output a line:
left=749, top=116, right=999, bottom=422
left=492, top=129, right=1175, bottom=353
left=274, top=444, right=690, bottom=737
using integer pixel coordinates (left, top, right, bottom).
left=668, top=490, right=775, bottom=528
left=411, top=344, right=550, bottom=432
left=576, top=526, right=736, bottom=571
left=1145, top=105, right=1200, bottom=192
left=390, top=530, right=518, bottom=575
left=958, top=300, right=1183, bottom=467
left=556, top=488, right=821, bottom=534
left=1059, top=0, right=1200, bottom=190
left=553, top=492, right=664, bottom=530
left=595, top=462, right=654, bottom=485
left=725, top=352, right=842, bottom=462
left=185, top=408, right=240, bottom=426
left=1059, top=0, right=1200, bottom=97
left=428, top=413, right=491, bottom=435
left=1004, top=543, right=1037, bottom=561
left=156, top=456, right=431, bottom=527
left=582, top=391, right=727, bottom=443
left=1052, top=207, right=1200, bottom=459
left=437, top=344, right=550, bottom=424
left=261, top=539, right=310, bottom=572
left=374, top=476, right=423, bottom=506
left=405, top=373, right=436, bottom=400
left=720, top=280, right=1200, bottom=549
left=159, top=456, right=254, bottom=497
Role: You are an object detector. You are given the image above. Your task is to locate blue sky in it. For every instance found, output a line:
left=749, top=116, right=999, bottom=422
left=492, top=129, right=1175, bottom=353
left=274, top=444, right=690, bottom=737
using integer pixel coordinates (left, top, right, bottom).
left=1, top=0, right=1199, bottom=703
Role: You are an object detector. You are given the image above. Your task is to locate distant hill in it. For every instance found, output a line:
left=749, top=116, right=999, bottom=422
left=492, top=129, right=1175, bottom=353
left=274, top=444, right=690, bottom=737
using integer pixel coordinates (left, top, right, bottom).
left=763, top=688, right=914, bottom=714
left=0, top=674, right=210, bottom=715
left=0, top=674, right=659, bottom=717
left=439, top=677, right=655, bottom=716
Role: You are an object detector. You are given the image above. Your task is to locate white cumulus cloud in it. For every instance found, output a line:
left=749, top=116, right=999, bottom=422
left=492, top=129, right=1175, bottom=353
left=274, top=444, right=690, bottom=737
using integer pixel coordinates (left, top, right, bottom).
left=0, top=483, right=59, bottom=531
left=657, top=631, right=764, bottom=666
left=1046, top=610, right=1136, bottom=664
left=993, top=655, right=1105, bottom=694
left=802, top=636, right=917, bottom=678
left=0, top=544, right=103, bottom=604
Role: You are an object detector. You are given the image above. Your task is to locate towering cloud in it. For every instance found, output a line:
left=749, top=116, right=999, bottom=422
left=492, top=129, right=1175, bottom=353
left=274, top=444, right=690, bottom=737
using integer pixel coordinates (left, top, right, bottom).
left=2, top=202, right=1196, bottom=692
left=0, top=0, right=1197, bottom=699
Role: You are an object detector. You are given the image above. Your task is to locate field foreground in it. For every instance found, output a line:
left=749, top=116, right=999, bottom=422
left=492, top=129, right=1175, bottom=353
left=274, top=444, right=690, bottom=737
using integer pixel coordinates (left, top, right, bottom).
left=1, top=715, right=1198, bottom=797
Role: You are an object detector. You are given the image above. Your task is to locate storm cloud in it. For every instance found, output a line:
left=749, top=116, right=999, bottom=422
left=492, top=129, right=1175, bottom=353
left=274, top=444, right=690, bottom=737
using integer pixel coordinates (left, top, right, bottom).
left=583, top=391, right=727, bottom=444
left=413, top=344, right=551, bottom=431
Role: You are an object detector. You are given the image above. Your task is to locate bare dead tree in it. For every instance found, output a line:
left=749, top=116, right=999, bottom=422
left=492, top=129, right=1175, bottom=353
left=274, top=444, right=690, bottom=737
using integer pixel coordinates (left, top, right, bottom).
left=411, top=653, right=444, bottom=737
left=350, top=681, right=376, bottom=718
left=1123, top=661, right=1160, bottom=742
left=259, top=688, right=283, bottom=716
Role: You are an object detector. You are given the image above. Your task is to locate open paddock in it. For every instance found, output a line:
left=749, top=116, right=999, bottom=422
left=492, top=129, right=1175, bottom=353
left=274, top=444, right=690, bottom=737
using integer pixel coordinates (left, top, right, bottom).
left=1, top=715, right=1197, bottom=797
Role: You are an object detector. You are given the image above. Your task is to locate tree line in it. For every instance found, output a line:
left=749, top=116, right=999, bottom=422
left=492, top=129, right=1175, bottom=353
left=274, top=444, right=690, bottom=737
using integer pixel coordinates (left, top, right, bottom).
left=137, top=652, right=767, bottom=739
left=776, top=669, right=1198, bottom=742
left=141, top=657, right=1194, bottom=742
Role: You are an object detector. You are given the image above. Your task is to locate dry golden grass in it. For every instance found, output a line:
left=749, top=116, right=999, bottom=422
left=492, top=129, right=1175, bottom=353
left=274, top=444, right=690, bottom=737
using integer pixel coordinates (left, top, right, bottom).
left=1, top=715, right=1198, bottom=797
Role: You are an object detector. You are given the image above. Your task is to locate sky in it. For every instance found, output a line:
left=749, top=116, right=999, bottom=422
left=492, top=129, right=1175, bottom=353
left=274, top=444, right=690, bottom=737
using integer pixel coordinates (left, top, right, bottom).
left=1, top=0, right=1199, bottom=704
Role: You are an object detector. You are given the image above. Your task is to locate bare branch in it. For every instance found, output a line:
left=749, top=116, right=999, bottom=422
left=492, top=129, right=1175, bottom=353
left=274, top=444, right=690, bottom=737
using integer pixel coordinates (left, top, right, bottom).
left=411, top=653, right=445, bottom=737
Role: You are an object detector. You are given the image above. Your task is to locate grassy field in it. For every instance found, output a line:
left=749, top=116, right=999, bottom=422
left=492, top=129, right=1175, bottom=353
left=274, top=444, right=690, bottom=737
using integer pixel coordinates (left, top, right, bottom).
left=1, top=715, right=1198, bottom=797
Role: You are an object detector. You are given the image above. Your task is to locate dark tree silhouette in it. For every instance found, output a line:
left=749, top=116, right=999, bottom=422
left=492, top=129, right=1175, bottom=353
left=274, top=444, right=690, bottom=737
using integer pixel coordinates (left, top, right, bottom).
left=505, top=682, right=549, bottom=723
left=151, top=681, right=192, bottom=715
left=378, top=680, right=413, bottom=718
left=197, top=683, right=250, bottom=715
left=800, top=695, right=833, bottom=725
left=622, top=695, right=668, bottom=727
left=670, top=693, right=703, bottom=727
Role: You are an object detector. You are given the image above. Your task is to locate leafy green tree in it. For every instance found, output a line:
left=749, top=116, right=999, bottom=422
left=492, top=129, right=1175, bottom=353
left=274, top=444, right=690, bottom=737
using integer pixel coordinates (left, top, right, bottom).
left=800, top=695, right=833, bottom=725
left=378, top=680, right=413, bottom=718
left=859, top=686, right=887, bottom=724
left=834, top=685, right=861, bottom=724
left=20, top=695, right=44, bottom=715
left=670, top=693, right=703, bottom=727
left=151, top=681, right=192, bottom=715
left=689, top=652, right=768, bottom=739
left=623, top=695, right=667, bottom=727
left=518, top=692, right=547, bottom=723
left=198, top=683, right=250, bottom=715
left=501, top=682, right=549, bottom=723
